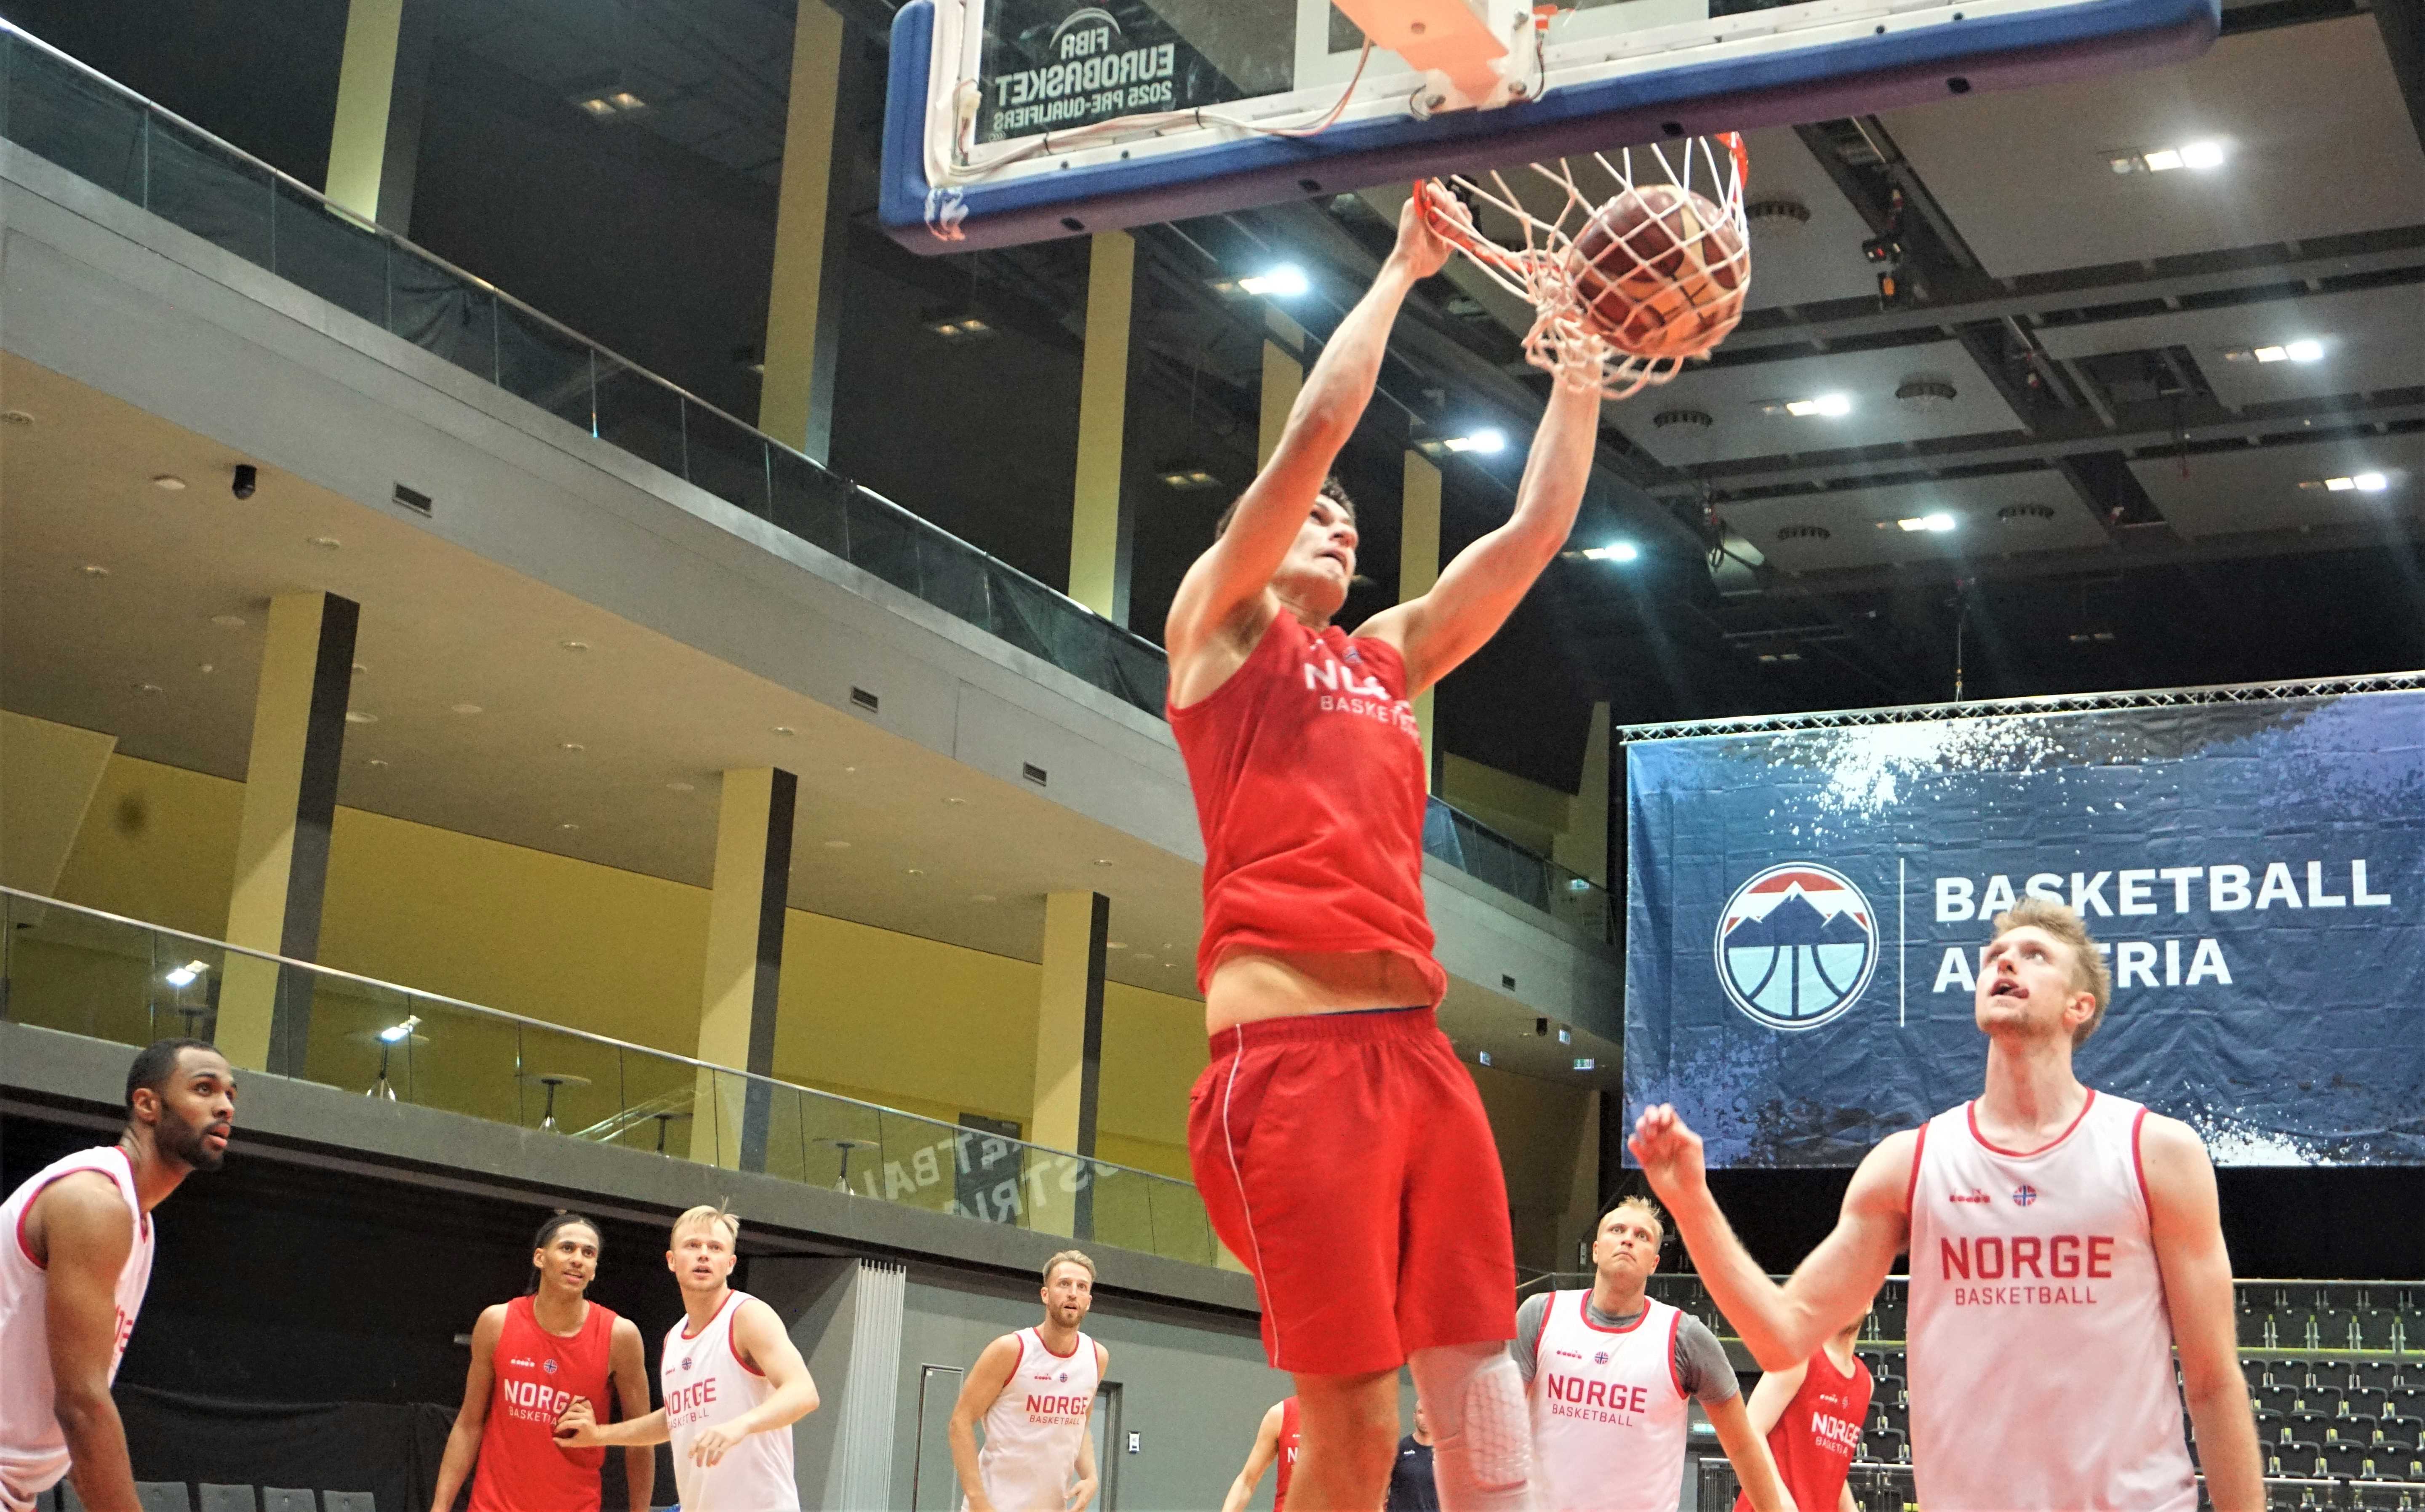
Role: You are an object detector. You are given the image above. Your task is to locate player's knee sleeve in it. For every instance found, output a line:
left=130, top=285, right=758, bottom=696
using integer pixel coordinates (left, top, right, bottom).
left=1411, top=1344, right=1535, bottom=1510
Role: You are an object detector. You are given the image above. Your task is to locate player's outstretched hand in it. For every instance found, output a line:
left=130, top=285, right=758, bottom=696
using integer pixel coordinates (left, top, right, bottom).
left=690, top=1424, right=741, bottom=1465
left=1627, top=1103, right=1708, bottom=1202
left=1393, top=184, right=1458, bottom=281
left=553, top=1396, right=602, bottom=1447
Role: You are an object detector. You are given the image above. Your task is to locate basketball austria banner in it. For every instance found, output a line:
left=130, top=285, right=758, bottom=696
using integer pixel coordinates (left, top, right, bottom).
left=1623, top=685, right=2425, bottom=1167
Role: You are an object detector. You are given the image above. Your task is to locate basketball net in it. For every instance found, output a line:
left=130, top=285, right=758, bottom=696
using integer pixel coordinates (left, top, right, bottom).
left=1418, top=133, right=1751, bottom=401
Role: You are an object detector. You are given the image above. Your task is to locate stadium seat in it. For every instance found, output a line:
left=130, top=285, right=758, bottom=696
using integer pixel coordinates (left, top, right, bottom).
left=322, top=1496, right=374, bottom=1512
left=2350, top=1388, right=2394, bottom=1419
left=260, top=1493, right=317, bottom=1512
left=1863, top=1427, right=1905, bottom=1464
left=133, top=1490, right=189, bottom=1512
left=2385, top=1413, right=2425, bottom=1444
left=2327, top=1414, right=2380, bottom=1446
left=2391, top=1388, right=2425, bottom=1421
left=2326, top=1442, right=2371, bottom=1477
left=2238, top=1307, right=2274, bottom=1349
left=2289, top=1409, right=2333, bottom=1445
left=198, top=1491, right=256, bottom=1512
left=2355, top=1309, right=2402, bottom=1352
left=2356, top=1360, right=2400, bottom=1390
left=2259, top=1383, right=2302, bottom=1416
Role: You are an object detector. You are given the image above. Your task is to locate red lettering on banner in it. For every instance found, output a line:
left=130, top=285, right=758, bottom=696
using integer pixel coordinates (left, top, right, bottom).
left=2050, top=1235, right=2081, bottom=1278
left=2010, top=1236, right=2044, bottom=1277
left=2089, top=1236, right=2114, bottom=1278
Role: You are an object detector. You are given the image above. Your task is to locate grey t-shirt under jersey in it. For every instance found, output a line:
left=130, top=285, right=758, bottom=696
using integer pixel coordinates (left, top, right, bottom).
left=1511, top=1291, right=1740, bottom=1408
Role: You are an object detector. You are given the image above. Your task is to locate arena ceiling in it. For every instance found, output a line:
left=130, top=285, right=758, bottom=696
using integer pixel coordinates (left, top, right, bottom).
left=435, top=0, right=2425, bottom=784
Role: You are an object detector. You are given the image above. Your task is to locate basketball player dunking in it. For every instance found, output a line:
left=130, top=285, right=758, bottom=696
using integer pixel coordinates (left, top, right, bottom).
left=0, top=1039, right=233, bottom=1512
left=1518, top=1197, right=1792, bottom=1512
left=949, top=1251, right=1109, bottom=1512
left=1630, top=899, right=2265, bottom=1510
left=1166, top=189, right=1602, bottom=1512
left=1217, top=1397, right=1299, bottom=1512
left=554, top=1205, right=819, bottom=1512
left=1729, top=1317, right=1869, bottom=1512
left=427, top=1211, right=653, bottom=1512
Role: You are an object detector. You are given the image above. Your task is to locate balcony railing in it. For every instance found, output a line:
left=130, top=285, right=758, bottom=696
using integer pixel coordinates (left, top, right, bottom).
left=0, top=19, right=1609, bottom=941
left=0, top=887, right=1221, bottom=1267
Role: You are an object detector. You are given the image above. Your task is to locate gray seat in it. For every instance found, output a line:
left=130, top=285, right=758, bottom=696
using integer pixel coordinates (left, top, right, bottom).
left=261, top=1493, right=317, bottom=1512
left=199, top=1489, right=257, bottom=1512
left=135, top=1487, right=192, bottom=1512
left=322, top=1495, right=375, bottom=1512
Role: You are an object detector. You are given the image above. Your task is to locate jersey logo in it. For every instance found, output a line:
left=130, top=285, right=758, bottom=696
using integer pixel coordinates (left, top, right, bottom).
left=543, top=1358, right=559, bottom=1373
left=1949, top=1189, right=1992, bottom=1204
left=510, top=1356, right=537, bottom=1368
left=1593, top=1351, right=1610, bottom=1365
left=1715, top=864, right=1878, bottom=1030
left=2012, top=1184, right=2040, bottom=1206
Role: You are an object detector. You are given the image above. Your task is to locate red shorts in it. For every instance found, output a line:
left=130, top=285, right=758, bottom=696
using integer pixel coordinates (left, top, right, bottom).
left=1186, top=1007, right=1516, bottom=1376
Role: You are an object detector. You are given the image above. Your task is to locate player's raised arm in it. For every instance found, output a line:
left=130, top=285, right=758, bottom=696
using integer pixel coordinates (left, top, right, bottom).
left=2141, top=1115, right=2262, bottom=1512
left=1355, top=336, right=1602, bottom=693
left=1165, top=192, right=1451, bottom=663
left=1630, top=1106, right=1910, bottom=1369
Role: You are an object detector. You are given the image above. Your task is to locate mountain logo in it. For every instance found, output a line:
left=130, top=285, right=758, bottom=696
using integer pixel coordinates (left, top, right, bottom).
left=1713, top=864, right=1878, bottom=1030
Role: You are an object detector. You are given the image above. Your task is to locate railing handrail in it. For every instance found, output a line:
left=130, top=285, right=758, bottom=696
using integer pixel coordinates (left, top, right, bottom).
left=0, top=17, right=1169, bottom=672
left=0, top=885, right=1190, bottom=1187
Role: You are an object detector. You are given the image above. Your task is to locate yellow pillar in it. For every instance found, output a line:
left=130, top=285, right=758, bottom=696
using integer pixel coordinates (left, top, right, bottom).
left=1031, top=891, right=1107, bottom=1238
left=1068, top=231, right=1136, bottom=620
left=1558, top=1089, right=1605, bottom=1271
left=1556, top=701, right=1612, bottom=888
left=1401, top=450, right=1443, bottom=785
left=759, top=0, right=848, bottom=459
left=221, top=592, right=358, bottom=1072
left=695, top=768, right=797, bottom=1171
left=325, top=0, right=407, bottom=220
left=1258, top=312, right=1306, bottom=469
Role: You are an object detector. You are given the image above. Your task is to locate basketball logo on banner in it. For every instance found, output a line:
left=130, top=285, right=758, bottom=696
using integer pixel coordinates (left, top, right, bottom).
left=1713, top=864, right=1878, bottom=1030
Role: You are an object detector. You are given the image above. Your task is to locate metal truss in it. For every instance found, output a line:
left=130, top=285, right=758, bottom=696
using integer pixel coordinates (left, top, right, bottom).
left=1617, top=669, right=2425, bottom=741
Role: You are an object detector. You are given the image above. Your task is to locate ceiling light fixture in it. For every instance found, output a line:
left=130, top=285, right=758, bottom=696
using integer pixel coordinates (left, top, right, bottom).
left=210, top=614, right=246, bottom=627
left=344, top=711, right=378, bottom=724
left=1897, top=512, right=1958, bottom=532
left=164, top=960, right=211, bottom=988
left=822, top=839, right=851, bottom=849
left=1158, top=468, right=1220, bottom=489
left=2308, top=473, right=2390, bottom=493
left=1757, top=650, right=1804, bottom=664
left=1237, top=264, right=1310, bottom=298
left=560, top=639, right=590, bottom=652
left=151, top=475, right=187, bottom=491
left=379, top=1014, right=422, bottom=1044
left=1441, top=427, right=1507, bottom=454
left=924, top=312, right=995, bottom=341
left=82, top=564, right=109, bottom=578
left=451, top=703, right=483, bottom=715
left=1783, top=394, right=1853, bottom=418
left=2283, top=339, right=2324, bottom=363
left=1580, top=542, right=1641, bottom=563
left=0, top=410, right=32, bottom=426
left=309, top=536, right=341, bottom=550
left=2112, top=139, right=2226, bottom=174
left=571, top=88, right=649, bottom=120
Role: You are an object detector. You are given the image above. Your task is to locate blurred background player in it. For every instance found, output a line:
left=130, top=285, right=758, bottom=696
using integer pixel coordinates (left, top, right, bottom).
left=1166, top=186, right=1601, bottom=1512
left=1385, top=1401, right=1439, bottom=1512
left=554, top=1205, right=818, bottom=1511
left=950, top=1250, right=1108, bottom=1512
left=1518, top=1198, right=1793, bottom=1512
left=1630, top=899, right=2262, bottom=1511
left=1217, top=1397, right=1299, bottom=1512
left=0, top=1039, right=233, bottom=1512
left=1730, top=1318, right=1870, bottom=1512
left=428, top=1211, right=653, bottom=1512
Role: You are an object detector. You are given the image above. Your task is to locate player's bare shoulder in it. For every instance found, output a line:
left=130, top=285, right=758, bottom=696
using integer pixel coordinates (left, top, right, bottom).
left=1846, top=1127, right=1924, bottom=1222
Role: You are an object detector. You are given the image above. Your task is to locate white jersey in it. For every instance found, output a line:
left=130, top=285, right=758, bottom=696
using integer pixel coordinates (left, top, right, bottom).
left=0, top=1147, right=155, bottom=1511
left=1907, top=1091, right=2197, bottom=1511
left=969, top=1328, right=1100, bottom=1512
left=1527, top=1292, right=1691, bottom=1512
left=660, top=1291, right=799, bottom=1512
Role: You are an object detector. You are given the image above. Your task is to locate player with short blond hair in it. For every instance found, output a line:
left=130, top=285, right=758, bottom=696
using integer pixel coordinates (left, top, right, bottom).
left=1630, top=901, right=2263, bottom=1511
left=950, top=1251, right=1110, bottom=1511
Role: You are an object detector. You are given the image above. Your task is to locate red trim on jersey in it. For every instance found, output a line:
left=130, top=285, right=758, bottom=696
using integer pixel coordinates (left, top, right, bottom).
left=680, top=1289, right=739, bottom=1342
left=1032, top=1325, right=1083, bottom=1360
left=1665, top=1308, right=1687, bottom=1399
left=1966, top=1088, right=2098, bottom=1158
left=1903, top=1122, right=1929, bottom=1219
left=13, top=1168, right=124, bottom=1272
left=1577, top=1291, right=1655, bottom=1334
left=2130, top=1106, right=2153, bottom=1214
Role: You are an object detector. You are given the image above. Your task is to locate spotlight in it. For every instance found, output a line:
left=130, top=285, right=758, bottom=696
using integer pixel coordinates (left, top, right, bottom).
left=1237, top=265, right=1311, bottom=298
left=1440, top=428, right=1507, bottom=454
left=379, top=1013, right=423, bottom=1044
left=2283, top=339, right=2323, bottom=363
left=1580, top=542, right=1641, bottom=563
left=1897, top=513, right=1957, bottom=533
left=163, top=960, right=210, bottom=988
left=231, top=464, right=258, bottom=500
left=1783, top=395, right=1853, bottom=418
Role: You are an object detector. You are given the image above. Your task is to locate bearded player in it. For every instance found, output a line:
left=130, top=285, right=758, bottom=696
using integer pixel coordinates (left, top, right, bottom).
left=427, top=1211, right=653, bottom=1512
left=554, top=1206, right=819, bottom=1510
left=1166, top=185, right=1603, bottom=1512
left=1517, top=1197, right=1792, bottom=1512
left=1729, top=1317, right=1869, bottom=1512
left=950, top=1251, right=1108, bottom=1512
left=1630, top=899, right=2263, bottom=1511
left=0, top=1040, right=233, bottom=1512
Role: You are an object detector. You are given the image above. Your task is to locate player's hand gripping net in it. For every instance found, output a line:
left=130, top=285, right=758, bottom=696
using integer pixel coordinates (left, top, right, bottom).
left=1416, top=133, right=1752, bottom=401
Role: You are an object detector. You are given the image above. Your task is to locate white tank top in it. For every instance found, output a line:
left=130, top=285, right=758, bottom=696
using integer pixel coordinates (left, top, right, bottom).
left=659, top=1290, right=798, bottom=1512
left=1527, top=1292, right=1691, bottom=1512
left=0, top=1147, right=155, bottom=1506
left=970, top=1327, right=1100, bottom=1512
left=1906, top=1091, right=2197, bottom=1511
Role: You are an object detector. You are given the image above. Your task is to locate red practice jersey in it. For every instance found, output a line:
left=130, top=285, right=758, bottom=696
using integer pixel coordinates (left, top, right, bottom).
left=1168, top=612, right=1443, bottom=1004
left=1274, top=1397, right=1302, bottom=1512
left=1732, top=1350, right=1871, bottom=1512
left=470, top=1295, right=619, bottom=1512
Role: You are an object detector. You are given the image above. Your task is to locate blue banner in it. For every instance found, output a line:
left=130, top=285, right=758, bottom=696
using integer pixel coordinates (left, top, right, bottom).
left=1624, top=688, right=2425, bottom=1166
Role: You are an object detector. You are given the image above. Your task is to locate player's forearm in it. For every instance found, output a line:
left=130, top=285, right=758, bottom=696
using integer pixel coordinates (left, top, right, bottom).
left=1219, top=1475, right=1257, bottom=1512
left=623, top=1444, right=656, bottom=1512
left=1710, top=1400, right=1797, bottom=1512
left=1069, top=1472, right=1099, bottom=1511
left=731, top=1375, right=821, bottom=1437
left=2183, top=1378, right=2264, bottom=1512
left=593, top=1409, right=672, bottom=1447
left=1665, top=1189, right=1816, bottom=1367
left=56, top=1391, right=141, bottom=1512
left=1290, top=263, right=1415, bottom=437
left=1505, top=377, right=1598, bottom=545
left=427, top=1416, right=483, bottom=1512
left=950, top=1417, right=993, bottom=1507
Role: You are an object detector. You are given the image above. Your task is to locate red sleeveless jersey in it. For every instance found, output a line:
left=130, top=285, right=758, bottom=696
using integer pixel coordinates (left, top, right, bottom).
left=470, top=1295, right=619, bottom=1512
left=1168, top=613, right=1444, bottom=1004
left=1732, top=1350, right=1871, bottom=1512
left=1274, top=1396, right=1303, bottom=1512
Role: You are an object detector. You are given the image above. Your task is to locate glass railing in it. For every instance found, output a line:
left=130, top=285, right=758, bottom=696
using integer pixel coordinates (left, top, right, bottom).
left=0, top=19, right=1609, bottom=938
left=0, top=888, right=1221, bottom=1267
left=1424, top=797, right=1609, bottom=939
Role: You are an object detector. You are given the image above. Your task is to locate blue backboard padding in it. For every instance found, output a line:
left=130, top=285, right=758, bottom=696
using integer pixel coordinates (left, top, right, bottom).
left=881, top=0, right=2217, bottom=252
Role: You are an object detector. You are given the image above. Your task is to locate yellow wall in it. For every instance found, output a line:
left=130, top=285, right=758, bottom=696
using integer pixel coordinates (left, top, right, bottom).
left=37, top=747, right=1203, bottom=1175
left=1472, top=1063, right=1596, bottom=1274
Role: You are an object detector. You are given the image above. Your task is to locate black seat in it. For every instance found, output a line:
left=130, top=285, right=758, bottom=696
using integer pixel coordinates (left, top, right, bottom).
left=2348, top=1388, right=2393, bottom=1419
left=2257, top=1383, right=2301, bottom=1416
left=2325, top=1413, right=2379, bottom=1446
left=2324, top=1441, right=2369, bottom=1478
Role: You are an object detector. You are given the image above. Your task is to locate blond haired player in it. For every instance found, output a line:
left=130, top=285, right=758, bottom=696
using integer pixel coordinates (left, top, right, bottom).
left=554, top=1206, right=819, bottom=1510
left=1630, top=899, right=2263, bottom=1511
left=1515, top=1197, right=1792, bottom=1512
left=950, top=1251, right=1109, bottom=1512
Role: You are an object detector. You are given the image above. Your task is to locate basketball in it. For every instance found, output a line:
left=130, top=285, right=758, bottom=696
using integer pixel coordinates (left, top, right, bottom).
left=1567, top=183, right=1747, bottom=360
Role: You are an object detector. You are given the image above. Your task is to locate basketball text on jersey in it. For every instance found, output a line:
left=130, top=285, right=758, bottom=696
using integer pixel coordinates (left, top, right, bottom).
left=1804, top=1410, right=1862, bottom=1455
left=1540, top=1373, right=1657, bottom=1424
left=1939, top=1232, right=2114, bottom=1305
left=667, top=1376, right=720, bottom=1424
left=497, top=1373, right=578, bottom=1424
left=1304, top=654, right=1420, bottom=737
